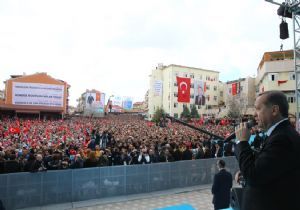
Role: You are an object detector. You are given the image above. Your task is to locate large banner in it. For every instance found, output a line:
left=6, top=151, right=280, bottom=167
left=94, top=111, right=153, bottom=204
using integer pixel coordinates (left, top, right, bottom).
left=231, top=82, right=240, bottom=96
left=112, top=95, right=123, bottom=107
left=177, top=77, right=191, bottom=103
left=154, top=80, right=163, bottom=96
left=122, top=96, right=133, bottom=110
left=85, top=92, right=103, bottom=113
left=99, top=93, right=105, bottom=113
left=194, top=80, right=205, bottom=105
left=12, top=82, right=64, bottom=107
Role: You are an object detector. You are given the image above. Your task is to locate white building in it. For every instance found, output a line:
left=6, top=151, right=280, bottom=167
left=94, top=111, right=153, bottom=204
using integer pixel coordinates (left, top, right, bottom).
left=148, top=64, right=221, bottom=119
left=256, top=50, right=296, bottom=116
left=223, top=77, right=256, bottom=116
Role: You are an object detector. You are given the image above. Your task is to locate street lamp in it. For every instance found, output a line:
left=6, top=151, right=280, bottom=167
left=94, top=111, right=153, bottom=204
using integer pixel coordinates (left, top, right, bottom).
left=106, top=95, right=114, bottom=114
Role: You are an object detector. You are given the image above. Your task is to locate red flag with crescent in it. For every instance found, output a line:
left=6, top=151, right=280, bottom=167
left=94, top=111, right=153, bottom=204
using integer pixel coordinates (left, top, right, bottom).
left=177, top=77, right=191, bottom=103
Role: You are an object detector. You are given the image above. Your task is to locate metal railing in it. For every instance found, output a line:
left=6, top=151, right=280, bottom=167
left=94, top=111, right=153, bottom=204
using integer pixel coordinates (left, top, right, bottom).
left=0, top=157, right=238, bottom=210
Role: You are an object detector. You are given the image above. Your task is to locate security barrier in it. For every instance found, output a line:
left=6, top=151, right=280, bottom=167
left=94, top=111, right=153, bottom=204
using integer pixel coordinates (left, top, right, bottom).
left=0, top=157, right=238, bottom=210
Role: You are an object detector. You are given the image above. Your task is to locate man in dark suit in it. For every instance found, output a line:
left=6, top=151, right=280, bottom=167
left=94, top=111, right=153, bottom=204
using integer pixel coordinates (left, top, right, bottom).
left=211, top=159, right=233, bottom=210
left=195, top=85, right=205, bottom=105
left=235, top=91, right=300, bottom=210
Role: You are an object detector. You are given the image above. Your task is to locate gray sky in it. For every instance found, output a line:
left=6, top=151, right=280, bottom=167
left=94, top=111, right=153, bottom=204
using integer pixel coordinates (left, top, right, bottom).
left=0, top=0, right=293, bottom=106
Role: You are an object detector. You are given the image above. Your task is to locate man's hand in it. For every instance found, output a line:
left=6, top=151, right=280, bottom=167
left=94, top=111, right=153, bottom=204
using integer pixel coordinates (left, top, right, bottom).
left=235, top=122, right=250, bottom=142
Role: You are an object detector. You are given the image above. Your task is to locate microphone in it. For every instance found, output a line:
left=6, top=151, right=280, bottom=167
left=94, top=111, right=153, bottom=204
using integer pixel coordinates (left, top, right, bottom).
left=224, top=120, right=257, bottom=143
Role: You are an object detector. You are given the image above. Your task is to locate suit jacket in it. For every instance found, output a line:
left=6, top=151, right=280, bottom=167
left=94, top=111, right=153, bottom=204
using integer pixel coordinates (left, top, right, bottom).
left=235, top=120, right=300, bottom=210
left=195, top=95, right=205, bottom=105
left=212, top=168, right=233, bottom=209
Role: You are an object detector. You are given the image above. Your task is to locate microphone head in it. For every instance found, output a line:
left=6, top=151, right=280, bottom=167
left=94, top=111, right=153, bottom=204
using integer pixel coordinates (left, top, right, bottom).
left=246, top=120, right=257, bottom=129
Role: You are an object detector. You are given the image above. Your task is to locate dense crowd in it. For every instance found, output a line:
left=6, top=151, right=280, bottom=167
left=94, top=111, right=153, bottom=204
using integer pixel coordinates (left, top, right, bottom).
left=0, top=114, right=245, bottom=174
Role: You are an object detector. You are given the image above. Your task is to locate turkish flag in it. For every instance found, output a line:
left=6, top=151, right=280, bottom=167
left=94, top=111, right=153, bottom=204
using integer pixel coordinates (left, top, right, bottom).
left=177, top=77, right=191, bottom=102
left=278, top=80, right=288, bottom=86
left=232, top=83, right=237, bottom=95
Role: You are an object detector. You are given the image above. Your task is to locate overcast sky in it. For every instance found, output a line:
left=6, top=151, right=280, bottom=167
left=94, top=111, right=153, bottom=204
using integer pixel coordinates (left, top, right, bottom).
left=0, top=0, right=293, bottom=106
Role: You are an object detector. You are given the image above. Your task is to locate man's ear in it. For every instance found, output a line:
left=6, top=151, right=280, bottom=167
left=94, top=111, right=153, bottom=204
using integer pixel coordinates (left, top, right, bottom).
left=272, top=105, right=280, bottom=116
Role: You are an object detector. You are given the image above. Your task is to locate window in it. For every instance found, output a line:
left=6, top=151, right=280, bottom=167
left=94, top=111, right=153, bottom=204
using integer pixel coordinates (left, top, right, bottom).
left=174, top=113, right=178, bottom=118
left=174, top=82, right=177, bottom=86
left=174, top=103, right=178, bottom=108
left=198, top=105, right=201, bottom=109
left=213, top=86, right=217, bottom=91
left=214, top=96, right=217, bottom=101
left=269, top=73, right=278, bottom=81
left=190, top=94, right=194, bottom=98
left=190, top=74, right=194, bottom=78
left=220, top=91, right=223, bottom=97
left=190, top=104, right=193, bottom=109
left=174, top=92, right=178, bottom=97
left=288, top=96, right=295, bottom=103
left=206, top=85, right=210, bottom=90
left=240, top=86, right=243, bottom=92
left=190, top=83, right=194, bottom=88
left=184, top=73, right=188, bottom=77
left=290, top=73, right=296, bottom=80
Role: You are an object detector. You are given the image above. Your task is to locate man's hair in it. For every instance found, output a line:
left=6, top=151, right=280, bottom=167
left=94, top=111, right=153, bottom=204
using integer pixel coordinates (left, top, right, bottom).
left=217, top=159, right=225, bottom=168
left=258, top=91, right=289, bottom=118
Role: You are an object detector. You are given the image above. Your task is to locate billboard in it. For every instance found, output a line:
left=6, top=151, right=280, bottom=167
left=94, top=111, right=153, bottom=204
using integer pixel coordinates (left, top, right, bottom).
left=100, top=93, right=105, bottom=113
left=154, top=80, right=163, bottom=96
left=194, top=80, right=205, bottom=106
left=85, top=92, right=104, bottom=113
left=12, top=82, right=64, bottom=107
left=122, top=96, right=133, bottom=110
left=112, top=95, right=122, bottom=107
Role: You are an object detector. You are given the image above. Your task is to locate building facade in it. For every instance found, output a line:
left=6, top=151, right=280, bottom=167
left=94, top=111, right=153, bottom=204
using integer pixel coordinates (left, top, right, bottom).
left=0, top=73, right=70, bottom=119
left=223, top=77, right=256, bottom=116
left=256, top=50, right=296, bottom=116
left=148, top=64, right=221, bottom=119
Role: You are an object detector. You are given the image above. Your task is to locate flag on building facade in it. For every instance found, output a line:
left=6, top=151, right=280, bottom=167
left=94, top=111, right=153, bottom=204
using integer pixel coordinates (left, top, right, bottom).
left=232, top=83, right=237, bottom=95
left=278, top=80, right=288, bottom=86
left=231, top=82, right=240, bottom=95
left=177, top=77, right=191, bottom=103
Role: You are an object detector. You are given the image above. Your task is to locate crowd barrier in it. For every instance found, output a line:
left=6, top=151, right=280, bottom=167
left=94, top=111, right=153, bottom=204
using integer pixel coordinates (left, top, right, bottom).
left=0, top=157, right=238, bottom=210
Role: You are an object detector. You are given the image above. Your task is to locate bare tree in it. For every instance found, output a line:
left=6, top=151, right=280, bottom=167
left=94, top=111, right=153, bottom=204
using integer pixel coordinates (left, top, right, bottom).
left=226, top=93, right=248, bottom=120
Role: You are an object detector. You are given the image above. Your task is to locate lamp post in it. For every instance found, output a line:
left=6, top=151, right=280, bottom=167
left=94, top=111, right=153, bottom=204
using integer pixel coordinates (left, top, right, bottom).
left=266, top=0, right=300, bottom=132
left=106, top=95, right=114, bottom=114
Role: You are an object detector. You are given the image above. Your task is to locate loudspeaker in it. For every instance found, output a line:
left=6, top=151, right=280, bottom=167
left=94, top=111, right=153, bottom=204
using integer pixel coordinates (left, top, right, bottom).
left=230, top=187, right=244, bottom=210
left=280, top=20, right=289, bottom=40
left=277, top=4, right=292, bottom=18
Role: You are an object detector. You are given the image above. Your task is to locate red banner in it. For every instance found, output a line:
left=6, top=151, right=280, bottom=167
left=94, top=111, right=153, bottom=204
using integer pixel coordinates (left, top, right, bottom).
left=232, top=83, right=237, bottom=95
left=177, top=77, right=191, bottom=103
left=278, top=80, right=288, bottom=86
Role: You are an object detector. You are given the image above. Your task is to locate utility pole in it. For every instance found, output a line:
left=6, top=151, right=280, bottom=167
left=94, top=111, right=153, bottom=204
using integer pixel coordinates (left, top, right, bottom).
left=266, top=0, right=300, bottom=132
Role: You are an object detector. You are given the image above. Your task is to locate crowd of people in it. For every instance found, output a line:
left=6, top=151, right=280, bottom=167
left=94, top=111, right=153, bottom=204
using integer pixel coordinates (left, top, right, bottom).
left=0, top=114, right=257, bottom=174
